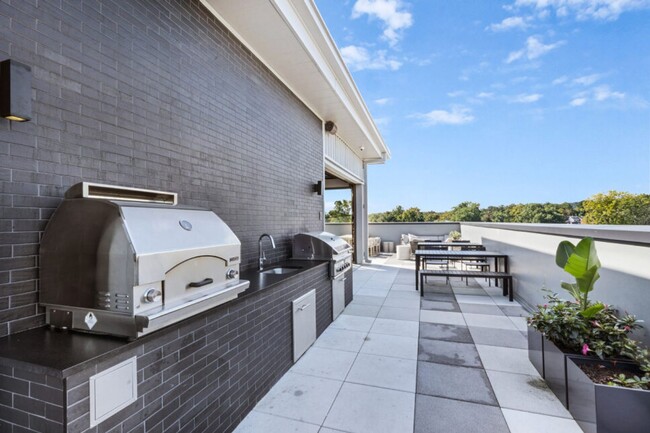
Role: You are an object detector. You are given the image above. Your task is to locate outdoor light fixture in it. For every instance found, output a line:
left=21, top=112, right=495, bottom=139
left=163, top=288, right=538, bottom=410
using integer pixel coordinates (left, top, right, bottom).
left=313, top=180, right=323, bottom=195
left=324, top=121, right=337, bottom=135
left=0, top=59, right=32, bottom=122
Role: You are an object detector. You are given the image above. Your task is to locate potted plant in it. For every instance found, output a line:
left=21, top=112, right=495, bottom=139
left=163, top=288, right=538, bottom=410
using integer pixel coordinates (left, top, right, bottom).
left=528, top=237, right=650, bottom=427
left=447, top=230, right=462, bottom=242
left=528, top=237, right=605, bottom=406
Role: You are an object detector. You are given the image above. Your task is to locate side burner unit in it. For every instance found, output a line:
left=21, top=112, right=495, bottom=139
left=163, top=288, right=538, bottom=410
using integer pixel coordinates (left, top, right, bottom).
left=40, top=182, right=249, bottom=339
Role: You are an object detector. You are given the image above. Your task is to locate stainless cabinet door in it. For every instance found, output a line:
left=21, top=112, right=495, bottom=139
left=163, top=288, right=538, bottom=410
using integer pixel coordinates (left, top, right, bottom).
left=332, top=276, right=345, bottom=320
left=292, top=289, right=316, bottom=362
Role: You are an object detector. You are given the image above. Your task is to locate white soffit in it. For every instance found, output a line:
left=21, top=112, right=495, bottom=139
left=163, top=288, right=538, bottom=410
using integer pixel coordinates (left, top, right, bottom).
left=200, top=0, right=390, bottom=163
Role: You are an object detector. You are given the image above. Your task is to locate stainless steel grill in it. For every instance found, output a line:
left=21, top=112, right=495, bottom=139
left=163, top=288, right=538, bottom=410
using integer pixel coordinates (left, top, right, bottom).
left=292, top=232, right=352, bottom=279
left=40, top=182, right=249, bottom=339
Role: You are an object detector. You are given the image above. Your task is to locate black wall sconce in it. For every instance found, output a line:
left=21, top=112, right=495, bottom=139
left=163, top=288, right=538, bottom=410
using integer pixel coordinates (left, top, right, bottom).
left=313, top=180, right=323, bottom=195
left=324, top=121, right=337, bottom=135
left=0, top=59, right=32, bottom=122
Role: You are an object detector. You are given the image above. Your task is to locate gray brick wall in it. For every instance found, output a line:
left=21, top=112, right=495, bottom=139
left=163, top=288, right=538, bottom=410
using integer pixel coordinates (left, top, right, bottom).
left=0, top=264, right=331, bottom=433
left=0, top=0, right=324, bottom=336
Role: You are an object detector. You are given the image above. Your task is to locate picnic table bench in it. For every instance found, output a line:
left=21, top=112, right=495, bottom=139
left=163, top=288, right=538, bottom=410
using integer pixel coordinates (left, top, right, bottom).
left=418, top=269, right=514, bottom=301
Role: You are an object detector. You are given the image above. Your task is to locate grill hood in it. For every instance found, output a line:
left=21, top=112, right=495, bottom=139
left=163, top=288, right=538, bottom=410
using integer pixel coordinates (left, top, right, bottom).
left=40, top=183, right=248, bottom=339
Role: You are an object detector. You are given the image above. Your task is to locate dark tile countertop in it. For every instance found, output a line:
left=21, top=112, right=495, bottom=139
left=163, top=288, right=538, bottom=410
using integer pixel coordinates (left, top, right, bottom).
left=0, top=259, right=328, bottom=378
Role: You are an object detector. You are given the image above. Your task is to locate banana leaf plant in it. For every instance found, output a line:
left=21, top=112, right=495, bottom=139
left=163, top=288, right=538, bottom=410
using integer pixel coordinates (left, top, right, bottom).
left=555, top=237, right=605, bottom=319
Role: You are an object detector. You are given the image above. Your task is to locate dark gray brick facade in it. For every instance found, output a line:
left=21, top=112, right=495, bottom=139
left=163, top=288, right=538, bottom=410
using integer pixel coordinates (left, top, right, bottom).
left=0, top=0, right=325, bottom=337
left=0, top=264, right=332, bottom=433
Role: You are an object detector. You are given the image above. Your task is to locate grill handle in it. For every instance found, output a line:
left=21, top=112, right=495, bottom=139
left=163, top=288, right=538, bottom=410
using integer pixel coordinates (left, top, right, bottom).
left=188, top=278, right=214, bottom=288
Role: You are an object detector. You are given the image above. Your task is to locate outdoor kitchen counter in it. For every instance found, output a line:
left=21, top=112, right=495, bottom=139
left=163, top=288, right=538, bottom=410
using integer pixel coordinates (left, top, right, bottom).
left=0, top=260, right=329, bottom=379
left=238, top=259, right=329, bottom=295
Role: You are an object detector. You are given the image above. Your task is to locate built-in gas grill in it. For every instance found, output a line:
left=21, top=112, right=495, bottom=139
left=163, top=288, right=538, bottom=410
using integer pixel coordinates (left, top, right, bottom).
left=39, top=183, right=249, bottom=339
left=292, top=232, right=352, bottom=279
left=292, top=232, right=353, bottom=320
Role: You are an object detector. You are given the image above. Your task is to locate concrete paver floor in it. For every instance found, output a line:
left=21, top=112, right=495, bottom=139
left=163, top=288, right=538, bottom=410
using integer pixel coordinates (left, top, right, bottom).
left=235, top=255, right=583, bottom=433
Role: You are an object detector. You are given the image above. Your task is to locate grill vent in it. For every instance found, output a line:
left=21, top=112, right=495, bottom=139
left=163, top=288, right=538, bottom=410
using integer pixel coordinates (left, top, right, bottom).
left=65, top=182, right=177, bottom=205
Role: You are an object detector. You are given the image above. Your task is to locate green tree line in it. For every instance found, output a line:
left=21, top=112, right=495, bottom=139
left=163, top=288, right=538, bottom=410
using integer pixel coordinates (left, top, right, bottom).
left=340, top=191, right=650, bottom=225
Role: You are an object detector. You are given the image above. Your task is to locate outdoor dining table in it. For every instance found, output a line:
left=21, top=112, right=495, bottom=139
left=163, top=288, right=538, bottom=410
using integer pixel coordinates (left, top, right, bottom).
left=414, top=249, right=509, bottom=291
left=417, top=242, right=486, bottom=250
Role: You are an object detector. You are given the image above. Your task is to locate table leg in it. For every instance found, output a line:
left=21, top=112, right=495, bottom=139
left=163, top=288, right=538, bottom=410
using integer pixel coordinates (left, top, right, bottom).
left=494, top=257, right=500, bottom=287
left=415, top=255, right=420, bottom=291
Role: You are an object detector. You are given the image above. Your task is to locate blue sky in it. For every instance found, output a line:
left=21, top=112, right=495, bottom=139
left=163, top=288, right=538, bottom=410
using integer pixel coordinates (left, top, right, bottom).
left=316, top=0, right=650, bottom=213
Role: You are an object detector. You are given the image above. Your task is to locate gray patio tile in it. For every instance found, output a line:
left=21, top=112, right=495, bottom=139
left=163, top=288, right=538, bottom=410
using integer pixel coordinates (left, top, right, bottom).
left=314, top=328, right=367, bottom=353
left=355, top=288, right=389, bottom=298
left=291, top=347, right=357, bottom=381
left=361, top=333, right=418, bottom=360
left=386, top=289, right=420, bottom=300
left=502, top=408, right=583, bottom=433
left=351, top=295, right=385, bottom=306
left=255, top=372, right=342, bottom=425
left=390, top=283, right=417, bottom=292
left=415, top=395, right=509, bottom=433
left=346, top=353, right=417, bottom=392
left=420, top=310, right=466, bottom=326
left=468, top=327, right=527, bottom=349
left=455, top=295, right=496, bottom=305
left=463, top=313, right=518, bottom=330
left=509, top=316, right=529, bottom=332
left=382, top=296, right=420, bottom=310
left=233, top=411, right=320, bottom=433
left=420, top=285, right=453, bottom=295
left=458, top=303, right=504, bottom=315
left=342, top=304, right=380, bottom=318
left=486, top=370, right=572, bottom=418
left=377, top=306, right=420, bottom=322
left=419, top=323, right=473, bottom=343
left=370, top=318, right=419, bottom=338
left=476, top=344, right=539, bottom=376
left=421, top=300, right=460, bottom=312
left=452, top=287, right=488, bottom=296
left=500, top=305, right=530, bottom=317
left=422, top=292, right=455, bottom=302
left=417, top=362, right=498, bottom=406
left=330, top=315, right=375, bottom=333
left=418, top=339, right=482, bottom=368
left=323, top=383, right=415, bottom=433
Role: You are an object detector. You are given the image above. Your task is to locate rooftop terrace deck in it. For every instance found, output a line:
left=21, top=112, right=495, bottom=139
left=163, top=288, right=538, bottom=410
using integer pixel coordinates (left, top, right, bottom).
left=234, top=254, right=582, bottom=433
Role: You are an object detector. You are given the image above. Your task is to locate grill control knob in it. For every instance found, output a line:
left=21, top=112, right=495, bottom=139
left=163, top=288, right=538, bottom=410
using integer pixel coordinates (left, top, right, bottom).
left=226, top=268, right=238, bottom=279
left=143, top=288, right=162, bottom=303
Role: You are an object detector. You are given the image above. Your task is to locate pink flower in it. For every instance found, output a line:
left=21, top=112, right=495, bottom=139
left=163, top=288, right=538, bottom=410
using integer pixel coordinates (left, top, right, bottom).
left=624, top=325, right=631, bottom=331
left=582, top=344, right=590, bottom=356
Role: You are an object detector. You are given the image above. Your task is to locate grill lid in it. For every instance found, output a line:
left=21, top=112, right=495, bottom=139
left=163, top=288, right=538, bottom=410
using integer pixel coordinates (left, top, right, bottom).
left=292, top=231, right=352, bottom=259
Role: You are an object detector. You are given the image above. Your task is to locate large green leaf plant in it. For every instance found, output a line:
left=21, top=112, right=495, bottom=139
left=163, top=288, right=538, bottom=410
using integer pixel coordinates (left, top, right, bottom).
left=555, top=237, right=605, bottom=318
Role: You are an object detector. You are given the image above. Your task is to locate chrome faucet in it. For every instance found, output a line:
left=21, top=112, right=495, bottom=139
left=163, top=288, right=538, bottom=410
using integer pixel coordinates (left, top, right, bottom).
left=258, top=234, right=276, bottom=271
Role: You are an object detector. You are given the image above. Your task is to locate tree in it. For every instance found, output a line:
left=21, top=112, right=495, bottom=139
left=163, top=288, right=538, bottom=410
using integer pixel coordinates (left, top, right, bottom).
left=441, top=201, right=481, bottom=222
left=582, top=191, right=650, bottom=225
left=326, top=200, right=352, bottom=222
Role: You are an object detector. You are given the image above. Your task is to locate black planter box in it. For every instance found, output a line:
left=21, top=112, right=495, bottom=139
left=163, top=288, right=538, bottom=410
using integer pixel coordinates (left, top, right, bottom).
left=567, top=356, right=649, bottom=433
left=544, top=338, right=570, bottom=407
left=527, top=325, right=544, bottom=378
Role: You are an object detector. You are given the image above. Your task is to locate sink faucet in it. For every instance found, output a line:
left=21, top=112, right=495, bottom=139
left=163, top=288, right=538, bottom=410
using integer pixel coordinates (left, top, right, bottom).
left=259, top=234, right=276, bottom=271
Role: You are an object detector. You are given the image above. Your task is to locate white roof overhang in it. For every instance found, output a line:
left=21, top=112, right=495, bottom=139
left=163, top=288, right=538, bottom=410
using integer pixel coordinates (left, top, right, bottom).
left=200, top=0, right=390, bottom=163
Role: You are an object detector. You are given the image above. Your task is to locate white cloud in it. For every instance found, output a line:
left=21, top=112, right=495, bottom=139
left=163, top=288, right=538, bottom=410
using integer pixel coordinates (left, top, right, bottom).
left=487, top=16, right=530, bottom=31
left=573, top=73, right=602, bottom=86
left=593, top=85, right=625, bottom=101
left=374, top=97, right=392, bottom=105
left=374, top=116, right=391, bottom=125
left=512, top=0, right=650, bottom=21
left=447, top=90, right=465, bottom=98
left=352, top=0, right=413, bottom=46
left=506, top=36, right=564, bottom=63
left=569, top=85, right=626, bottom=107
left=510, top=93, right=543, bottom=103
left=415, top=106, right=475, bottom=126
left=552, top=76, right=568, bottom=85
left=340, top=45, right=402, bottom=71
left=477, top=92, right=495, bottom=98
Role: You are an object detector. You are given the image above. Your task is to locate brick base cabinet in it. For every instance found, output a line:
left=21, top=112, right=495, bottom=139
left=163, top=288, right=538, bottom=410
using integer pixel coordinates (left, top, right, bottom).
left=567, top=356, right=650, bottom=433
left=0, top=264, right=332, bottom=433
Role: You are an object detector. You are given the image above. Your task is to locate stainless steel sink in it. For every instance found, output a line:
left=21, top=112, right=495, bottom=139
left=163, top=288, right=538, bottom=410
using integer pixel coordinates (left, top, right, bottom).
left=261, top=266, right=302, bottom=275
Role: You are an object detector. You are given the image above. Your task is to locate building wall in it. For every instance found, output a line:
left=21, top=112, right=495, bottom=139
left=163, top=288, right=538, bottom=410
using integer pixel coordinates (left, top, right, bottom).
left=0, top=0, right=324, bottom=337
left=461, top=223, right=650, bottom=346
